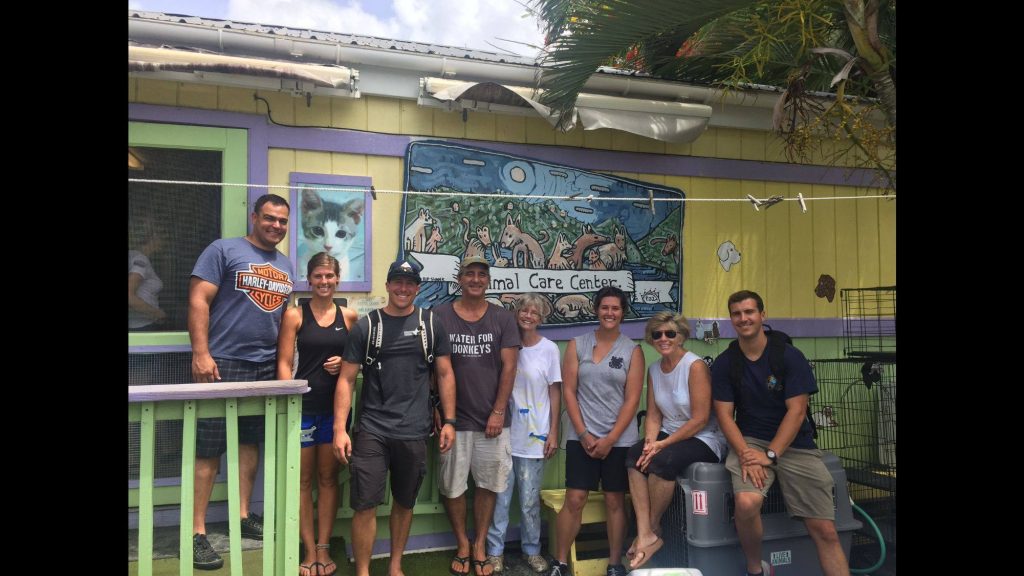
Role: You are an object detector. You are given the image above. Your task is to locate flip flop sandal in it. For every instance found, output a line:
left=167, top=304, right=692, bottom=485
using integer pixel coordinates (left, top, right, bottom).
left=629, top=537, right=664, bottom=570
left=315, top=544, right=337, bottom=576
left=449, top=555, right=471, bottom=576
left=299, top=561, right=313, bottom=576
left=471, top=559, right=495, bottom=576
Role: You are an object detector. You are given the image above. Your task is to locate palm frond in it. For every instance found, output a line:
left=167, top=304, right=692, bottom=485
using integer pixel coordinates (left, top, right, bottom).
left=534, top=0, right=758, bottom=120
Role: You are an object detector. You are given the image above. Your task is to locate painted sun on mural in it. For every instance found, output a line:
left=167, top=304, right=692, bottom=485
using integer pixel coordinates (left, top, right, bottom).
left=399, top=141, right=684, bottom=326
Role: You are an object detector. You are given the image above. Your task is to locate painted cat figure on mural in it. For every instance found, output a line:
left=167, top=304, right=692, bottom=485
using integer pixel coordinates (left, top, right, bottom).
left=299, top=187, right=364, bottom=280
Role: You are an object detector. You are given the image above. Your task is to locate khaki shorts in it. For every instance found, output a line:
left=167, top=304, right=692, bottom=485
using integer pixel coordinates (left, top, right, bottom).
left=438, top=429, right=512, bottom=498
left=726, top=436, right=835, bottom=520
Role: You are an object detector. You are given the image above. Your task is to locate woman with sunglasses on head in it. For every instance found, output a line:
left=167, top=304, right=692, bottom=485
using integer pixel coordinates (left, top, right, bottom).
left=624, top=312, right=728, bottom=571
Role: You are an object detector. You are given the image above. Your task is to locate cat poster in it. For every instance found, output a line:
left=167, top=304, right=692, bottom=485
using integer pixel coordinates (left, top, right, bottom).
left=399, top=141, right=684, bottom=328
left=288, top=173, right=373, bottom=292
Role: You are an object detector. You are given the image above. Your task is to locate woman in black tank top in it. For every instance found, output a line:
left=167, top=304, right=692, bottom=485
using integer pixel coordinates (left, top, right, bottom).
left=276, top=252, right=358, bottom=576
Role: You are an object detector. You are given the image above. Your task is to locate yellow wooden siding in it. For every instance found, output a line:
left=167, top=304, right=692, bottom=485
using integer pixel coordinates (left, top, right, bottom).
left=665, top=139, right=693, bottom=157
left=682, top=177, right=720, bottom=317
left=878, top=196, right=896, bottom=285
left=178, top=83, right=218, bottom=110
left=132, top=79, right=895, bottom=318
left=399, top=100, right=433, bottom=135
left=582, top=128, right=612, bottom=150
left=787, top=183, right=816, bottom=318
left=332, top=97, right=368, bottom=130
left=637, top=135, right=666, bottom=155
left=218, top=86, right=259, bottom=113
left=525, top=117, right=557, bottom=145
left=738, top=179, right=768, bottom=298
left=765, top=133, right=789, bottom=163
left=256, top=90, right=296, bottom=125
left=494, top=114, right=526, bottom=143
left=610, top=130, right=640, bottom=152
left=367, top=96, right=400, bottom=134
left=294, top=94, right=331, bottom=126
left=716, top=128, right=743, bottom=160
left=464, top=110, right=497, bottom=141
left=833, top=190, right=861, bottom=314
left=135, top=78, right=177, bottom=106
left=811, top=184, right=838, bottom=318
left=432, top=109, right=465, bottom=138
left=554, top=125, right=584, bottom=148
left=764, top=182, right=792, bottom=315
left=855, top=190, right=881, bottom=287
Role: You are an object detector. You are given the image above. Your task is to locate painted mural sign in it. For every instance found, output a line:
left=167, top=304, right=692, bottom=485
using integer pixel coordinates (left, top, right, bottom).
left=399, top=141, right=684, bottom=326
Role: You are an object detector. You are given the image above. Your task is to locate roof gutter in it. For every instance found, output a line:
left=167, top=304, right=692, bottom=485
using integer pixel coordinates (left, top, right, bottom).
left=128, top=15, right=779, bottom=112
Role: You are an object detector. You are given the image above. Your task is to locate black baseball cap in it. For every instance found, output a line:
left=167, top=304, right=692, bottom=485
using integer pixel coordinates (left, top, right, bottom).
left=387, top=259, right=422, bottom=283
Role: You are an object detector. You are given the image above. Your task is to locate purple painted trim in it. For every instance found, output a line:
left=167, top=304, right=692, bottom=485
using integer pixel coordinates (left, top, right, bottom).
left=128, top=103, right=270, bottom=230
left=128, top=344, right=192, bottom=353
left=540, top=318, right=849, bottom=340
left=268, top=124, right=409, bottom=157
left=266, top=123, right=883, bottom=188
left=453, top=140, right=886, bottom=188
left=128, top=380, right=309, bottom=402
left=288, top=173, right=374, bottom=291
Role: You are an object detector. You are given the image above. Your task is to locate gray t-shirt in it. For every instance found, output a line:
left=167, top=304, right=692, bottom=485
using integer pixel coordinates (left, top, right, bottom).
left=565, top=331, right=640, bottom=448
left=433, top=302, right=521, bottom=432
left=342, top=308, right=451, bottom=440
left=191, top=237, right=294, bottom=362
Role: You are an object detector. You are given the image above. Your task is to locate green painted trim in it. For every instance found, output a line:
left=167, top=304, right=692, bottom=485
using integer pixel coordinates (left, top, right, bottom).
left=284, top=395, right=303, bottom=572
left=138, top=403, right=155, bottom=576
left=128, top=122, right=248, bottom=349
left=224, top=400, right=243, bottom=576
left=262, top=396, right=278, bottom=576
left=180, top=401, right=196, bottom=576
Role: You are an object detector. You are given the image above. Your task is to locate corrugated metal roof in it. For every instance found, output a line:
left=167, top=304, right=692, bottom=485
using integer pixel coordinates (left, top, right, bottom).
left=128, top=10, right=542, bottom=67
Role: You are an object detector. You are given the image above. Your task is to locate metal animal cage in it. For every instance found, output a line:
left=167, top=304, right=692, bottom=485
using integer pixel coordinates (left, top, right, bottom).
left=810, top=358, right=897, bottom=551
left=841, top=286, right=896, bottom=359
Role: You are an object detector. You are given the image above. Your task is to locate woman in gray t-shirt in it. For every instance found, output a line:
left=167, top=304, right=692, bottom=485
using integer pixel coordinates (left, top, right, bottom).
left=550, top=286, right=644, bottom=576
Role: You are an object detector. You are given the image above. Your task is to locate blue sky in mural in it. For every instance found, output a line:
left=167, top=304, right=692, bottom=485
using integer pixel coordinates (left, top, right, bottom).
left=400, top=141, right=684, bottom=325
left=128, top=0, right=546, bottom=57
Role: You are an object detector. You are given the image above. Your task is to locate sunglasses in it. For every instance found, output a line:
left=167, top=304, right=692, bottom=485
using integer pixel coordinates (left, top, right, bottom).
left=652, top=330, right=678, bottom=340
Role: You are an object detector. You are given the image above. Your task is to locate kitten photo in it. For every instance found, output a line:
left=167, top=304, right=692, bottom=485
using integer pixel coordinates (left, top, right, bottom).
left=298, top=187, right=365, bottom=282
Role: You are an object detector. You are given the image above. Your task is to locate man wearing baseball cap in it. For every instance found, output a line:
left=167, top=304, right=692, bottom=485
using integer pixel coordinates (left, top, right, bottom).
left=334, top=258, right=457, bottom=576
left=433, top=255, right=521, bottom=576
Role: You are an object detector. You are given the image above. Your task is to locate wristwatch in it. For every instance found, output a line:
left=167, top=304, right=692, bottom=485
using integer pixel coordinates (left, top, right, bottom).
left=492, top=408, right=505, bottom=416
left=442, top=418, right=457, bottom=427
left=765, top=449, right=778, bottom=465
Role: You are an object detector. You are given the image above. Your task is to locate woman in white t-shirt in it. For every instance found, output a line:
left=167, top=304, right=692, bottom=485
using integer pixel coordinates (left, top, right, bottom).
left=624, top=312, right=727, bottom=570
left=485, top=293, right=560, bottom=574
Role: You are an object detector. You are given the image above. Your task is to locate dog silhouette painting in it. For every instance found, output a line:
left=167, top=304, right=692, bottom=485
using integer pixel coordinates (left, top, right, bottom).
left=718, top=241, right=742, bottom=272
left=814, top=273, right=837, bottom=303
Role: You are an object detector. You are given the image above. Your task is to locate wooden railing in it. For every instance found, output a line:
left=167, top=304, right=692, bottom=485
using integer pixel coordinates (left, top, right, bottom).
left=128, top=379, right=308, bottom=576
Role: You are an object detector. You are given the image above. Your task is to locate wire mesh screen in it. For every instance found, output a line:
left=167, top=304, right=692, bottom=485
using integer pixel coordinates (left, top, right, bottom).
left=811, top=358, right=896, bottom=547
left=128, top=147, right=221, bottom=334
left=841, top=286, right=896, bottom=358
left=128, top=351, right=194, bottom=481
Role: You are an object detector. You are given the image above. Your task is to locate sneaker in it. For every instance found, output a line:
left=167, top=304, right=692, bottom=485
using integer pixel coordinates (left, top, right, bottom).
left=486, top=555, right=505, bottom=573
left=239, top=513, right=263, bottom=540
left=747, top=560, right=775, bottom=576
left=606, top=564, right=628, bottom=576
left=548, top=561, right=571, bottom=576
left=192, top=533, right=224, bottom=570
left=524, top=554, right=550, bottom=573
